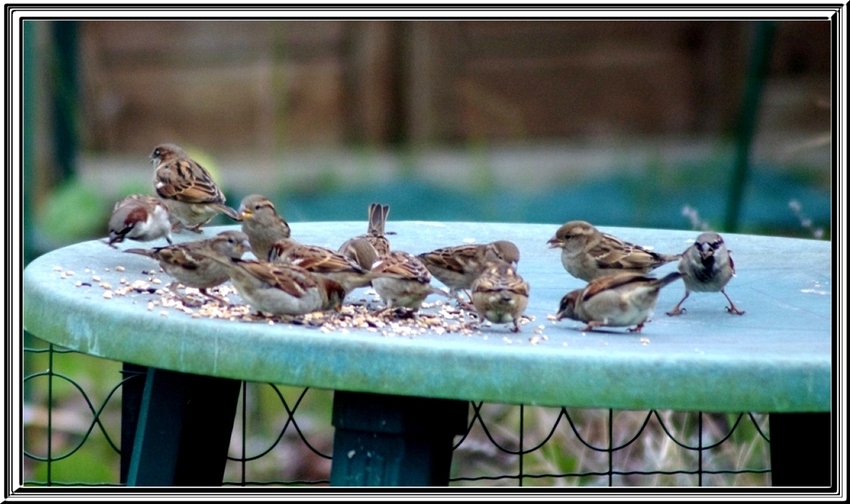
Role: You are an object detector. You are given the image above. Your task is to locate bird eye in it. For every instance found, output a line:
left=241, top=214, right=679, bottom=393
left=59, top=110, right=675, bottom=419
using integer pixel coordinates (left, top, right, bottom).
left=153, top=148, right=161, bottom=157
left=254, top=204, right=262, bottom=211
left=711, top=240, right=723, bottom=249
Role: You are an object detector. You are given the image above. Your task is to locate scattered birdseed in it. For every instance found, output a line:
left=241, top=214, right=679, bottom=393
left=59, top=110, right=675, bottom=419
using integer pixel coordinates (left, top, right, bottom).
left=160, top=311, right=168, bottom=317
left=529, top=336, right=541, bottom=345
left=640, top=337, right=650, bottom=345
left=92, top=275, right=101, bottom=282
left=100, top=282, right=111, bottom=290
left=546, top=314, right=558, bottom=321
left=64, top=270, right=75, bottom=276
left=115, top=266, right=125, bottom=272
left=103, top=291, right=113, bottom=299
left=60, top=273, right=67, bottom=279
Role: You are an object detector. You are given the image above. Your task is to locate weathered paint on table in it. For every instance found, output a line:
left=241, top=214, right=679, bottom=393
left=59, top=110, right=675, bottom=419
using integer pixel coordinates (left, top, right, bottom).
left=23, top=221, right=831, bottom=413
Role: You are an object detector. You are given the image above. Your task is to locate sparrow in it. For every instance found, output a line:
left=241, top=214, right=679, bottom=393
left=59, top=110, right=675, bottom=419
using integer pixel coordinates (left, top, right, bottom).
left=150, top=143, right=240, bottom=232
left=338, top=203, right=391, bottom=269
left=123, top=230, right=250, bottom=299
left=471, top=260, right=530, bottom=332
left=371, top=250, right=443, bottom=312
left=556, top=271, right=682, bottom=333
left=337, top=236, right=380, bottom=273
left=106, top=194, right=173, bottom=247
left=667, top=232, right=745, bottom=316
left=268, top=238, right=375, bottom=296
left=417, top=240, right=521, bottom=297
left=238, top=194, right=292, bottom=260
left=547, top=220, right=680, bottom=282
left=199, top=255, right=346, bottom=316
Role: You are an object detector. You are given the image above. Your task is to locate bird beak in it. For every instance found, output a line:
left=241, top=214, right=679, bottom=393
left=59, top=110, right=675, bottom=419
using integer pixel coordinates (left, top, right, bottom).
left=699, top=248, right=714, bottom=260
left=547, top=237, right=563, bottom=249
left=239, top=208, right=252, bottom=220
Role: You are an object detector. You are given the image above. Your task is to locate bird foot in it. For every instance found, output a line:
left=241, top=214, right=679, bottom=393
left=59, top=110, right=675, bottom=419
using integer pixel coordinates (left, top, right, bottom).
left=726, top=305, right=746, bottom=315
left=666, top=306, right=686, bottom=316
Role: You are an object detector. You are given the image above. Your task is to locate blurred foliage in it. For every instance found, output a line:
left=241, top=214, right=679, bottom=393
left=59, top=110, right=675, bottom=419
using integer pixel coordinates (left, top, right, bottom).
left=35, top=177, right=109, bottom=245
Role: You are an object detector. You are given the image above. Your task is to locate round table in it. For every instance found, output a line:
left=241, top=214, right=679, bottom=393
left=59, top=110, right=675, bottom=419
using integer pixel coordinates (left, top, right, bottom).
left=23, top=222, right=832, bottom=486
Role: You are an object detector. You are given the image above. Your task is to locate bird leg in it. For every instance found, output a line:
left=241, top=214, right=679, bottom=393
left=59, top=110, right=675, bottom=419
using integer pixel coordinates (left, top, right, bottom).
left=198, top=287, right=231, bottom=305
left=666, top=291, right=690, bottom=316
left=722, top=289, right=745, bottom=315
left=628, top=321, right=646, bottom=333
left=580, top=320, right=606, bottom=332
left=186, top=222, right=205, bottom=233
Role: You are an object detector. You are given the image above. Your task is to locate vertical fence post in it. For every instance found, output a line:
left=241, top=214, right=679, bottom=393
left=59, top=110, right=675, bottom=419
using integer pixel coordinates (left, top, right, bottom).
left=725, top=21, right=776, bottom=232
left=50, top=21, right=79, bottom=184
left=23, top=20, right=37, bottom=265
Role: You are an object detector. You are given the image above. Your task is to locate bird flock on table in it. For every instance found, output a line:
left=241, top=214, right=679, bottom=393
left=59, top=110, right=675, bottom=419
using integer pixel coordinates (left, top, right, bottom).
left=106, top=143, right=745, bottom=334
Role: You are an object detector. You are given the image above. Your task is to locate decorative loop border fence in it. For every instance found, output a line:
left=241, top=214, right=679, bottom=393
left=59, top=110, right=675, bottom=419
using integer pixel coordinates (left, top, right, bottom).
left=23, top=340, right=772, bottom=486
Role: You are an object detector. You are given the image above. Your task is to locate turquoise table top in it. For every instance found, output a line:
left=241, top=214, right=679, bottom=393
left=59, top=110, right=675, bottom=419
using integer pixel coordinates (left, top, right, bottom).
left=23, top=222, right=832, bottom=413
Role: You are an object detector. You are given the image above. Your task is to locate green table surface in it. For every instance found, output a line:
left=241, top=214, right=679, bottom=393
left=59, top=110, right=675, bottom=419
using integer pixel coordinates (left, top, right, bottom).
left=23, top=222, right=832, bottom=413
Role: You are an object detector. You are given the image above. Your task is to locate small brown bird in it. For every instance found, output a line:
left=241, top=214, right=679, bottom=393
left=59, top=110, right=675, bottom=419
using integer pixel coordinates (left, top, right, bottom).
left=417, top=240, right=521, bottom=298
left=124, top=230, right=250, bottom=300
left=238, top=194, right=292, bottom=261
left=269, top=238, right=375, bottom=296
left=107, top=194, right=173, bottom=247
left=371, top=250, right=442, bottom=312
left=151, top=143, right=239, bottom=232
left=556, top=271, right=682, bottom=333
left=547, top=220, right=680, bottom=282
left=338, top=203, right=391, bottom=269
left=471, top=260, right=530, bottom=332
left=667, top=232, right=744, bottom=316
left=199, top=255, right=346, bottom=316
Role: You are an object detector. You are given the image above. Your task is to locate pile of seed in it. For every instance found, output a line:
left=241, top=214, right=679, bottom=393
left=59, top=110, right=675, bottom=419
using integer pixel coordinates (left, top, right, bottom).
left=55, top=263, right=552, bottom=343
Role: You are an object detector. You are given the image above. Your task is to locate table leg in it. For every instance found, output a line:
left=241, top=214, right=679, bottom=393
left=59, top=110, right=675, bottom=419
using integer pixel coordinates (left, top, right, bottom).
left=330, top=391, right=469, bottom=486
left=119, top=363, right=147, bottom=484
left=769, top=412, right=832, bottom=487
left=125, top=367, right=242, bottom=486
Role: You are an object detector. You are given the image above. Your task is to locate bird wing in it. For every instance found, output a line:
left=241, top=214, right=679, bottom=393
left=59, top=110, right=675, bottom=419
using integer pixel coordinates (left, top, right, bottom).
left=155, top=158, right=225, bottom=204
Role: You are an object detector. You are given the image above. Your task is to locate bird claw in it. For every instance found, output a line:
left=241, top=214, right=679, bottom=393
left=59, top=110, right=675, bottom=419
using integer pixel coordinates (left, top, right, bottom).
left=726, top=305, right=745, bottom=315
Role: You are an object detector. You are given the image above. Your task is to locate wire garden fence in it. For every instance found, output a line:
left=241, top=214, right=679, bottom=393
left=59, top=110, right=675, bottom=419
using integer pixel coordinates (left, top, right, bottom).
left=23, top=337, right=772, bottom=487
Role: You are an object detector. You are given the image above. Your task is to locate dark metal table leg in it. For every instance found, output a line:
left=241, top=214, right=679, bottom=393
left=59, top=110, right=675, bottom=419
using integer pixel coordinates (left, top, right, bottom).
left=119, top=363, right=147, bottom=484
left=330, top=391, right=469, bottom=486
left=126, top=367, right=242, bottom=486
left=769, top=412, right=832, bottom=487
